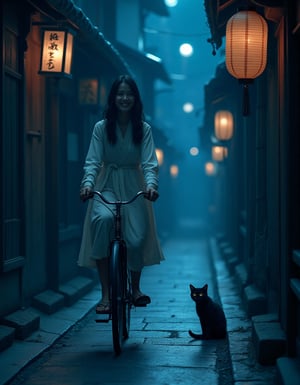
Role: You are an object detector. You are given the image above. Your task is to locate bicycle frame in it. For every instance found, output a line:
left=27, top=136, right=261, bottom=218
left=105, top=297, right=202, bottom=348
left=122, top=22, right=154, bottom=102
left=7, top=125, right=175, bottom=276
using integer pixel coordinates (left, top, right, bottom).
left=91, top=190, right=147, bottom=354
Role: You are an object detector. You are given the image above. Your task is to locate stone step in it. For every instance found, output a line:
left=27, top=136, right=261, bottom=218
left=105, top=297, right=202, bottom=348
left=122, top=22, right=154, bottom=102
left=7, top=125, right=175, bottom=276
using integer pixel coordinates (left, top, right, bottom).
left=0, top=276, right=96, bottom=354
left=58, top=276, right=95, bottom=306
left=234, top=263, right=248, bottom=293
left=244, top=284, right=267, bottom=317
left=252, top=313, right=286, bottom=365
left=0, top=308, right=40, bottom=340
left=0, top=325, right=15, bottom=352
left=32, top=289, right=65, bottom=314
left=276, top=357, right=300, bottom=385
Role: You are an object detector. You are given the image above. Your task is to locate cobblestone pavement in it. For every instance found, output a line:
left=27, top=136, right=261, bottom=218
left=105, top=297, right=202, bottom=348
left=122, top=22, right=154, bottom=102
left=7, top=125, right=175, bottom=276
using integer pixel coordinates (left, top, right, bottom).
left=3, top=229, right=276, bottom=385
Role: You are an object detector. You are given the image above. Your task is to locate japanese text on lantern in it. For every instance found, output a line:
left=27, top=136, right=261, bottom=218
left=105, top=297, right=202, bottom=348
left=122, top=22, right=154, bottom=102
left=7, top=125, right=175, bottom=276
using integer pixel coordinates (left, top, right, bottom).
left=47, top=32, right=59, bottom=70
left=41, top=30, right=64, bottom=72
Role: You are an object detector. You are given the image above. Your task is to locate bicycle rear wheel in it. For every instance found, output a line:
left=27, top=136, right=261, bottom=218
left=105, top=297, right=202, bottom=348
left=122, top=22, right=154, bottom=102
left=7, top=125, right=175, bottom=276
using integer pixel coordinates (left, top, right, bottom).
left=110, top=241, right=124, bottom=355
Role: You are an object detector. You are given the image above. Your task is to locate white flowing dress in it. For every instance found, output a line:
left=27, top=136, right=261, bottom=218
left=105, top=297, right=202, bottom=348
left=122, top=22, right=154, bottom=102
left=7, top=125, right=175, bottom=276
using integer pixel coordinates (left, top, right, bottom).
left=78, top=119, right=164, bottom=271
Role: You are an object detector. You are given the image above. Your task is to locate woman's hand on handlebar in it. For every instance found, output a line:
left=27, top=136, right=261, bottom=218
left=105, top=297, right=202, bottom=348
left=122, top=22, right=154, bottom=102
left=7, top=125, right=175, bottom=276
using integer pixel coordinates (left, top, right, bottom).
left=80, top=187, right=158, bottom=202
left=146, top=188, right=159, bottom=202
left=80, top=186, right=93, bottom=202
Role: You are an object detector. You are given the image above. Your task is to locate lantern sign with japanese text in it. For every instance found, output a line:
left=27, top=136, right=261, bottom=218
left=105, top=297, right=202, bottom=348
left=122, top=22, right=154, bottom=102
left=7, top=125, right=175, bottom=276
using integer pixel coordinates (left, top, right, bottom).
left=39, top=28, right=75, bottom=78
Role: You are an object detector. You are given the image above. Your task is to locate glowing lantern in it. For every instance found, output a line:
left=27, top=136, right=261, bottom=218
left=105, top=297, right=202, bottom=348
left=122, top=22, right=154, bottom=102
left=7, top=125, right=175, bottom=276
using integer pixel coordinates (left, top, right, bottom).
left=226, top=10, right=268, bottom=115
left=155, top=148, right=164, bottom=166
left=214, top=110, right=234, bottom=141
left=39, top=27, right=75, bottom=78
left=212, top=146, right=228, bottom=162
left=170, top=165, right=179, bottom=178
left=205, top=162, right=216, bottom=176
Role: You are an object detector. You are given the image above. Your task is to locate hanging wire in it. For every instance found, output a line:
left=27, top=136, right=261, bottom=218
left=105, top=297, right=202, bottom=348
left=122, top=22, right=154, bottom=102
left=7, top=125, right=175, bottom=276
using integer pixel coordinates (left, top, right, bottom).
left=143, top=27, right=209, bottom=38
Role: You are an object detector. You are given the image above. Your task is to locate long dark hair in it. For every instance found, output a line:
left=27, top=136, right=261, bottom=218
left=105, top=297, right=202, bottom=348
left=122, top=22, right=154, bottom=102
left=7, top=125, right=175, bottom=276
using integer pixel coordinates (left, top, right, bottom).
left=103, top=75, right=144, bottom=145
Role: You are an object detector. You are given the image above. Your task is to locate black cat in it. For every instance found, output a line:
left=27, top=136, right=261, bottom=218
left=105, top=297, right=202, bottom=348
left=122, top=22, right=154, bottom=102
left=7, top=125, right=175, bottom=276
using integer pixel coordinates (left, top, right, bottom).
left=189, top=283, right=227, bottom=340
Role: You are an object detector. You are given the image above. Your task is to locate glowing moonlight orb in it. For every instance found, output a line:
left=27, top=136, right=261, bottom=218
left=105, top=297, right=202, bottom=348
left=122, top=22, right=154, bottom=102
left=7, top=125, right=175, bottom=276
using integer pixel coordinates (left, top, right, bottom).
left=179, top=43, right=193, bottom=57
left=165, top=0, right=178, bottom=7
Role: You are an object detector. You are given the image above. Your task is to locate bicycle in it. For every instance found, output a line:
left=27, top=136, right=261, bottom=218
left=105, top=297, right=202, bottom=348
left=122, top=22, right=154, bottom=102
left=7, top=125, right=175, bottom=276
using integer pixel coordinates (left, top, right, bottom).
left=90, top=190, right=148, bottom=355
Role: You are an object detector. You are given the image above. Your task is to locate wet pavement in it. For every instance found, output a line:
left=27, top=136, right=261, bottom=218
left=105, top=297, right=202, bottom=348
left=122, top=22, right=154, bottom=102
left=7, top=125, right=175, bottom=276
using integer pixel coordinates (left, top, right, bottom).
left=1, top=227, right=276, bottom=385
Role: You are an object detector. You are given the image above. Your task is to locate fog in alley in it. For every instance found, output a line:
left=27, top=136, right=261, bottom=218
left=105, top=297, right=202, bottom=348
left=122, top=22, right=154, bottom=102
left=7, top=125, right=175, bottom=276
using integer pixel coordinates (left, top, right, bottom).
left=142, top=0, right=225, bottom=236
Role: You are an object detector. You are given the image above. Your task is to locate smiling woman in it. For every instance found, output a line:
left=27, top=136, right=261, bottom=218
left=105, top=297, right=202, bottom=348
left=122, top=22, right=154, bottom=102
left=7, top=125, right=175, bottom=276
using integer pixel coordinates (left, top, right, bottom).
left=115, top=83, right=135, bottom=116
left=78, top=74, right=165, bottom=314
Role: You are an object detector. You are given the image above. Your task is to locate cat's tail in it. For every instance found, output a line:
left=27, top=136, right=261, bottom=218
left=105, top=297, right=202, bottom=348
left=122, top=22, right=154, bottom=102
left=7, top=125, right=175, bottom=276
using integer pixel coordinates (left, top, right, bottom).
left=188, top=329, right=204, bottom=340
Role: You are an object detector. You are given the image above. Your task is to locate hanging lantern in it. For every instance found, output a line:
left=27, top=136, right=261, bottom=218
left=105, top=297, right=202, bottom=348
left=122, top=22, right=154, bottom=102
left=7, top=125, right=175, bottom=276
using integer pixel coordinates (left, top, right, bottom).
left=212, top=146, right=228, bottom=162
left=205, top=162, right=216, bottom=176
left=170, top=164, right=179, bottom=178
left=214, top=110, right=234, bottom=141
left=39, top=27, right=75, bottom=78
left=155, top=148, right=164, bottom=166
left=225, top=10, right=268, bottom=116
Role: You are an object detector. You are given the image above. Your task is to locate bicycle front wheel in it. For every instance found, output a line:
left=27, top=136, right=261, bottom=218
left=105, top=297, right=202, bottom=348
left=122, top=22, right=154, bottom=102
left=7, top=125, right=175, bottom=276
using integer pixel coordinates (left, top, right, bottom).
left=110, top=241, right=124, bottom=355
left=121, top=243, right=131, bottom=340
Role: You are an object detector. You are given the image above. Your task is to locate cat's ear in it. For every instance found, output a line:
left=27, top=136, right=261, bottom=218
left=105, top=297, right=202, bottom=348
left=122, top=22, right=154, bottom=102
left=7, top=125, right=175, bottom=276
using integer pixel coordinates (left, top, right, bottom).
left=203, top=284, right=208, bottom=292
left=190, top=284, right=195, bottom=291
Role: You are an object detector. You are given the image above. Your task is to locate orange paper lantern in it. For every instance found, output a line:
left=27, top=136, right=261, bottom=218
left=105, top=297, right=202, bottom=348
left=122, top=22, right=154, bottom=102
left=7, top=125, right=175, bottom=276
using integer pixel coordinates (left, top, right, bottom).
left=226, top=10, right=268, bottom=115
left=214, top=110, right=234, bottom=141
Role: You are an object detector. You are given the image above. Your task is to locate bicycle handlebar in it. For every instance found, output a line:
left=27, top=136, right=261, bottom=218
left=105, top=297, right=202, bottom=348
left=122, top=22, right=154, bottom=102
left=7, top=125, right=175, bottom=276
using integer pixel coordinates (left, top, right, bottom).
left=91, top=190, right=148, bottom=205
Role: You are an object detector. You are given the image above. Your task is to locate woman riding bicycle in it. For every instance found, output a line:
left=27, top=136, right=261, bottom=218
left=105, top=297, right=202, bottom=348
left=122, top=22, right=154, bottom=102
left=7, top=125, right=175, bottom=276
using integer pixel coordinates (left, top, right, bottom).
left=78, top=75, right=164, bottom=314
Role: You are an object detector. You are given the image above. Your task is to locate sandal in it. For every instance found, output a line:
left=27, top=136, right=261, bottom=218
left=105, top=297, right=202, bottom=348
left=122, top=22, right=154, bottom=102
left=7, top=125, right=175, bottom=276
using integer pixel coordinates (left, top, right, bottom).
left=96, top=302, right=111, bottom=314
left=133, top=294, right=151, bottom=307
